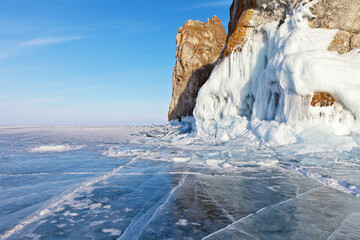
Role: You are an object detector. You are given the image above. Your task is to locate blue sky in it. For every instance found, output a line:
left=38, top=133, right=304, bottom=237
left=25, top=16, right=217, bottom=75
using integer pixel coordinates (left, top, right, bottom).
left=0, top=0, right=230, bottom=125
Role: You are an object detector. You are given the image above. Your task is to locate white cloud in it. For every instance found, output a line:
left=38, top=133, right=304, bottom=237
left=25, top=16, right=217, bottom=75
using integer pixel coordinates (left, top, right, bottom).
left=0, top=36, right=85, bottom=60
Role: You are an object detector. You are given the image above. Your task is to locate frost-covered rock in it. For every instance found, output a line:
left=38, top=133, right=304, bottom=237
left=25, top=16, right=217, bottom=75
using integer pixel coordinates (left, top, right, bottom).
left=194, top=0, right=360, bottom=144
left=222, top=0, right=299, bottom=57
left=168, top=16, right=226, bottom=121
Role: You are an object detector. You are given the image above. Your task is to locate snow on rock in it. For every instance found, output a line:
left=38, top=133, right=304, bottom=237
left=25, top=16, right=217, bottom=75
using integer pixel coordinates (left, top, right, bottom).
left=194, top=0, right=360, bottom=146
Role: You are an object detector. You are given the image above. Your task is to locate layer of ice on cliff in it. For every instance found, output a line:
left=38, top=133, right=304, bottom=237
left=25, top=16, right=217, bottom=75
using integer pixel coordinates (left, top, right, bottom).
left=194, top=0, right=360, bottom=146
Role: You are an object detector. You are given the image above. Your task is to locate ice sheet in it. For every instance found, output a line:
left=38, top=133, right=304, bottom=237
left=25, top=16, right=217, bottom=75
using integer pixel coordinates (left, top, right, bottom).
left=0, top=125, right=360, bottom=239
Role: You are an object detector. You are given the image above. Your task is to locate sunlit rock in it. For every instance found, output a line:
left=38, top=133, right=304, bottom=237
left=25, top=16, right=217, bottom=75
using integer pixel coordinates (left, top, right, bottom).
left=310, top=92, right=335, bottom=107
left=168, top=16, right=226, bottom=121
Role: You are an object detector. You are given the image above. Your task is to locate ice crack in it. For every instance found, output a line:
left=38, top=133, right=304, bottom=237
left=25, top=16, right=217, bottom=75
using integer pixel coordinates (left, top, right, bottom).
left=118, top=174, right=188, bottom=240
left=202, top=187, right=321, bottom=239
left=326, top=214, right=352, bottom=240
left=0, top=153, right=144, bottom=240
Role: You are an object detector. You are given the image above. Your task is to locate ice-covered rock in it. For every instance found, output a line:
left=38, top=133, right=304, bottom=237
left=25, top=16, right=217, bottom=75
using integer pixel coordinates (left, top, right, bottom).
left=194, top=0, right=360, bottom=144
left=168, top=16, right=226, bottom=121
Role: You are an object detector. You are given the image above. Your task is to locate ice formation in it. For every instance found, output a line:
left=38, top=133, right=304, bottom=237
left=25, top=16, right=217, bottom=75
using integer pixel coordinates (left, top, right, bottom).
left=194, top=0, right=360, bottom=145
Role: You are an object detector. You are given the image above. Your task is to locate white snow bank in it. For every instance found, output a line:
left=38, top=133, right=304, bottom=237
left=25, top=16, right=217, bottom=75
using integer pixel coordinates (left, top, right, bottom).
left=194, top=0, right=360, bottom=147
left=31, top=145, right=83, bottom=153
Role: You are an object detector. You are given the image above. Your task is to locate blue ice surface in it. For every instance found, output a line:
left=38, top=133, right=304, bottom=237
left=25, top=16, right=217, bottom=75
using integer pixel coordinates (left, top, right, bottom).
left=0, top=125, right=360, bottom=240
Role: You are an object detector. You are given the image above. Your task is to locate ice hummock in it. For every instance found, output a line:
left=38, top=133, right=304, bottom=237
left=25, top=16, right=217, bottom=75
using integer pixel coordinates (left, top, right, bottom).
left=194, top=0, right=360, bottom=146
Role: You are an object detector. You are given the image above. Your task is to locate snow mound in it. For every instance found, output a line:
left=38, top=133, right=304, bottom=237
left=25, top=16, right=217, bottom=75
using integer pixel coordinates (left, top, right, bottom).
left=194, top=0, right=360, bottom=146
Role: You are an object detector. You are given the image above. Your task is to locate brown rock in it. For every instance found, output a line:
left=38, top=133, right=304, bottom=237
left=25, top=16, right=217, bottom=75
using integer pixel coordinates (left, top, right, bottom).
left=222, top=0, right=299, bottom=56
left=222, top=0, right=254, bottom=56
left=308, top=0, right=360, bottom=54
left=309, top=0, right=360, bottom=34
left=328, top=30, right=352, bottom=54
left=311, top=92, right=335, bottom=107
left=351, top=34, right=360, bottom=50
left=168, top=16, right=226, bottom=121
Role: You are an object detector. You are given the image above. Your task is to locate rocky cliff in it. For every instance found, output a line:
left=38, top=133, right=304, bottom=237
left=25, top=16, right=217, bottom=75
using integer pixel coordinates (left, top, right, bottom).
left=168, top=16, right=226, bottom=121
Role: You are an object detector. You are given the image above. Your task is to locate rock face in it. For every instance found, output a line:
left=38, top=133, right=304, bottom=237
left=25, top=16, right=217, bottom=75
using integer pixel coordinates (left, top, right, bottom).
left=168, top=16, right=226, bottom=121
left=309, top=0, right=360, bottom=54
left=222, top=0, right=299, bottom=56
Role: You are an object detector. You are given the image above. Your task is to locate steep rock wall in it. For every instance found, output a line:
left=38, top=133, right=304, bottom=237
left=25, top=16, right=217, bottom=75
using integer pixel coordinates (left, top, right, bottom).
left=168, top=16, right=226, bottom=121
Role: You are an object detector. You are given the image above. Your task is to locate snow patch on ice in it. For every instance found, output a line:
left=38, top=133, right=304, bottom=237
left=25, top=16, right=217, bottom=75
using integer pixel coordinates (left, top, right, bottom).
left=31, top=144, right=83, bottom=153
left=173, top=157, right=191, bottom=163
left=89, top=220, right=106, bottom=227
left=206, top=159, right=225, bottom=166
left=123, top=208, right=133, bottom=213
left=175, top=219, right=188, bottom=226
left=63, top=211, right=79, bottom=217
left=101, top=228, right=121, bottom=236
left=103, top=148, right=146, bottom=158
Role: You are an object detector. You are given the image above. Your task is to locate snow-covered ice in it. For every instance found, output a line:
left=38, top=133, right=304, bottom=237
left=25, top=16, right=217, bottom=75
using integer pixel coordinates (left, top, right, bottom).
left=1, top=125, right=360, bottom=239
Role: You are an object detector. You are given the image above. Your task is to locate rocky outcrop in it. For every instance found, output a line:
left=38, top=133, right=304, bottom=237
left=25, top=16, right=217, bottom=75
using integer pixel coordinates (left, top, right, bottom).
left=168, top=16, right=226, bottom=121
left=311, top=92, right=335, bottom=107
left=222, top=0, right=299, bottom=56
left=308, top=0, right=360, bottom=54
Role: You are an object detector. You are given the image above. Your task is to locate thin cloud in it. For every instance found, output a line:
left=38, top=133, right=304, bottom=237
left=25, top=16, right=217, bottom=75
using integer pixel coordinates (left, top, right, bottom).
left=0, top=36, right=85, bottom=60
left=185, top=0, right=232, bottom=10
left=20, top=36, right=85, bottom=47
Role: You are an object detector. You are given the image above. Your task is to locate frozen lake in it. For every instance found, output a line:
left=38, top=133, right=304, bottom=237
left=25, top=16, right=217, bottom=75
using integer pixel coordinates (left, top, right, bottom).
left=0, top=125, right=360, bottom=239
